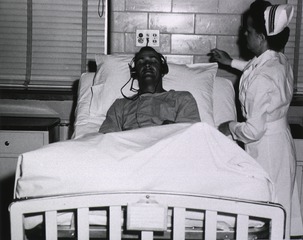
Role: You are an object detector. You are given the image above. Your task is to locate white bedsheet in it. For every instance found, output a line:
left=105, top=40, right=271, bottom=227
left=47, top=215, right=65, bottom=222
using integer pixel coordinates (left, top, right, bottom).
left=15, top=122, right=275, bottom=202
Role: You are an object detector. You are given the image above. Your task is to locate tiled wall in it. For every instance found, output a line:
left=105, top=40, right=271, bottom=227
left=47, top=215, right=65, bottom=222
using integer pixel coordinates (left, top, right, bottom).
left=109, top=0, right=286, bottom=81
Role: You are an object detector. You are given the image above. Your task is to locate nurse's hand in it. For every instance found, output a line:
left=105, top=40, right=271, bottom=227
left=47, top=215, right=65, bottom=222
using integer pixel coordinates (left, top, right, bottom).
left=209, top=49, right=232, bottom=66
left=218, top=121, right=232, bottom=136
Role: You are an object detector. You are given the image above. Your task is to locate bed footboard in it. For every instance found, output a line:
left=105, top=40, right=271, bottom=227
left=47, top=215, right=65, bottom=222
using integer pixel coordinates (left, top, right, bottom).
left=9, top=192, right=285, bottom=240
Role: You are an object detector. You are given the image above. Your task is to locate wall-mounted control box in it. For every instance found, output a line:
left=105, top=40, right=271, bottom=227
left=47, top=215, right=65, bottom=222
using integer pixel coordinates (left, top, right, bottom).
left=136, top=29, right=160, bottom=47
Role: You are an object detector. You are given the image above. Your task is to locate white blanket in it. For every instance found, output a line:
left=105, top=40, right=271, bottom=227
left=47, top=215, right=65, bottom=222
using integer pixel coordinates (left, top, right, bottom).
left=15, top=123, right=275, bottom=202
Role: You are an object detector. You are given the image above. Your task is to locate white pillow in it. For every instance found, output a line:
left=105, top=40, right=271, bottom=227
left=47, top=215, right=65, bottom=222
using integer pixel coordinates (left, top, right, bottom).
left=90, top=54, right=218, bottom=126
left=72, top=72, right=101, bottom=139
left=213, top=77, right=237, bottom=127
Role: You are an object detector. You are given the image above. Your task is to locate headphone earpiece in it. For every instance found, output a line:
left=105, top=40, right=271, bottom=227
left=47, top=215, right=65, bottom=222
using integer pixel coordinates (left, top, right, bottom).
left=129, top=57, right=137, bottom=79
left=159, top=55, right=169, bottom=76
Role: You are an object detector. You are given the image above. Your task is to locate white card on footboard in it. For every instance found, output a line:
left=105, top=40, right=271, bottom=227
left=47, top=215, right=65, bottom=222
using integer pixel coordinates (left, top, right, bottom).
left=127, top=202, right=168, bottom=231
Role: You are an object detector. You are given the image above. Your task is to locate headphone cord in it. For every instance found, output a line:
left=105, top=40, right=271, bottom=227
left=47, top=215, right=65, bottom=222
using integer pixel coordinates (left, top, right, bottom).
left=97, top=0, right=105, bottom=18
left=120, top=77, right=140, bottom=101
left=120, top=75, right=164, bottom=101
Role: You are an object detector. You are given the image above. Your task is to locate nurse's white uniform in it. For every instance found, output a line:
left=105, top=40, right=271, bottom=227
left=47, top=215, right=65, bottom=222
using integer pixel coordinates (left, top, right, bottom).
left=229, top=50, right=303, bottom=238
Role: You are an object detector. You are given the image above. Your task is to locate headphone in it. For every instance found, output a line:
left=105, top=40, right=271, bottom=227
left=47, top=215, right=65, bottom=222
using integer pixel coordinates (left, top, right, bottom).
left=128, top=50, right=169, bottom=79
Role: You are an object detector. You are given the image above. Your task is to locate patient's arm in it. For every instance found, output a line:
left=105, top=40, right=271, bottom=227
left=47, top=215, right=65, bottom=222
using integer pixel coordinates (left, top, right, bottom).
left=99, top=99, right=123, bottom=134
left=175, top=91, right=201, bottom=123
left=162, top=120, right=175, bottom=125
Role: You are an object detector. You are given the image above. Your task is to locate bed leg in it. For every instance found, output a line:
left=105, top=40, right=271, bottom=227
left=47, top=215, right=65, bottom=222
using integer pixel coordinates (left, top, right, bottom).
left=205, top=210, right=217, bottom=240
left=270, top=217, right=284, bottom=240
left=236, top=214, right=249, bottom=239
left=45, top=211, right=58, bottom=240
left=109, top=206, right=122, bottom=240
left=77, top=207, right=89, bottom=240
left=173, top=207, right=185, bottom=240
left=141, top=231, right=153, bottom=240
left=10, top=203, right=25, bottom=240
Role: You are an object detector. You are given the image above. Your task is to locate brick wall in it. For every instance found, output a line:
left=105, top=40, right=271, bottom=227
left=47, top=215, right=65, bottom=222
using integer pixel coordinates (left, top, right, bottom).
left=109, top=0, right=286, bottom=80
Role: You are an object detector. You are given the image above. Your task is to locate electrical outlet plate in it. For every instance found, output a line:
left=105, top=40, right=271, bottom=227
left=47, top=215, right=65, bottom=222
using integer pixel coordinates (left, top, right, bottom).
left=136, top=29, right=160, bottom=47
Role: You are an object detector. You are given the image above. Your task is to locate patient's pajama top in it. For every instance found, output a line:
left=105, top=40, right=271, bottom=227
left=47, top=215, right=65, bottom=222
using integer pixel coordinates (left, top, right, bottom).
left=99, top=90, right=201, bottom=134
left=230, top=50, right=303, bottom=237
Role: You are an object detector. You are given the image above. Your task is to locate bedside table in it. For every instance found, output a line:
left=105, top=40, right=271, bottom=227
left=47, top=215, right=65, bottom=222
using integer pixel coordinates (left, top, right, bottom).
left=0, top=116, right=60, bottom=240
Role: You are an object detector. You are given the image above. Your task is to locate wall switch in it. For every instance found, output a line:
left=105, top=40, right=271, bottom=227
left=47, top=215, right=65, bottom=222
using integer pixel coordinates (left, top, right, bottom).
left=136, top=29, right=160, bottom=47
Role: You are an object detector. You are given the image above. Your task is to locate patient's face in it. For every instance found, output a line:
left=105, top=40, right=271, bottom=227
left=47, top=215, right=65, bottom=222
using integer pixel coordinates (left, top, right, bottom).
left=135, top=49, right=162, bottom=86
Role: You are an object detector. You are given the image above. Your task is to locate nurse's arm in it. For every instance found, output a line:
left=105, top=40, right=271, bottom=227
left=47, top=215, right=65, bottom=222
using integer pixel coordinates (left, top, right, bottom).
left=231, top=59, right=249, bottom=71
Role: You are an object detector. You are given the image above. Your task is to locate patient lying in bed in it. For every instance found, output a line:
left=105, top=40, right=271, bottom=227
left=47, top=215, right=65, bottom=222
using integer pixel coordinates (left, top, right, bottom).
left=99, top=46, right=201, bottom=133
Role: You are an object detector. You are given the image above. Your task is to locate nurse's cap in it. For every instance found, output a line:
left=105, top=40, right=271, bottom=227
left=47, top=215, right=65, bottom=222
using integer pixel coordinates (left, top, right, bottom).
left=264, top=4, right=294, bottom=36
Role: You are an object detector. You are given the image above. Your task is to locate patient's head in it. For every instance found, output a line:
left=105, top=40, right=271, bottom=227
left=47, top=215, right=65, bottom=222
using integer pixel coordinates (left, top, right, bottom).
left=131, top=47, right=169, bottom=94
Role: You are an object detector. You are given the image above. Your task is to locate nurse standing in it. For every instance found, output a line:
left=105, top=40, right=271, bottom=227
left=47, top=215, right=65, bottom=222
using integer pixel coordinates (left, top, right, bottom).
left=210, top=1, right=303, bottom=239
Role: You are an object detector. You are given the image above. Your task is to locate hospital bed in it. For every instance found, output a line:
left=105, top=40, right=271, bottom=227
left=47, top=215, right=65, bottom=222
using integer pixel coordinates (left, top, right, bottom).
left=9, top=55, right=285, bottom=240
